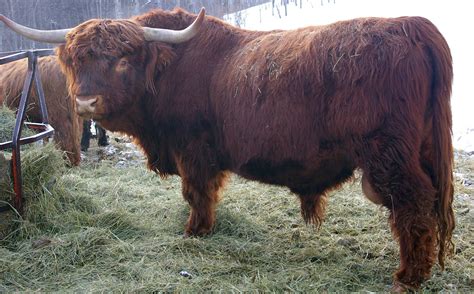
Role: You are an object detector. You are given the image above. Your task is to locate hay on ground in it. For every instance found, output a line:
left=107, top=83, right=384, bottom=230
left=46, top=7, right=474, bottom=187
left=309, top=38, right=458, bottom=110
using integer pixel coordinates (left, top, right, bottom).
left=0, top=105, right=68, bottom=240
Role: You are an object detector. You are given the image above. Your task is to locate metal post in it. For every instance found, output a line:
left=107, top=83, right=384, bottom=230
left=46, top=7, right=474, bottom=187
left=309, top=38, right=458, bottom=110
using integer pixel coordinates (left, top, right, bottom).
left=35, top=56, right=49, bottom=124
left=10, top=52, right=36, bottom=214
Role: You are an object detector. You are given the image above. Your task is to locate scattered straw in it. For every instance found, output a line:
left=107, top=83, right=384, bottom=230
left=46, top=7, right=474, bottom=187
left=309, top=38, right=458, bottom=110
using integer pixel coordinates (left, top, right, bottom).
left=0, top=106, right=35, bottom=143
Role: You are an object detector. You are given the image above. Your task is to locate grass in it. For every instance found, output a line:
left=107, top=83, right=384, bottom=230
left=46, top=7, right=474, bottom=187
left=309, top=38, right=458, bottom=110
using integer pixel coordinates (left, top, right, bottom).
left=0, top=106, right=36, bottom=144
left=0, top=121, right=472, bottom=292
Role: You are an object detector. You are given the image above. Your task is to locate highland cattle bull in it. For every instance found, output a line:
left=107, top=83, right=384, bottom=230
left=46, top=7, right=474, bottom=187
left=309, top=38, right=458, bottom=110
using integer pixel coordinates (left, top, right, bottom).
left=0, top=55, right=109, bottom=164
left=0, top=8, right=454, bottom=290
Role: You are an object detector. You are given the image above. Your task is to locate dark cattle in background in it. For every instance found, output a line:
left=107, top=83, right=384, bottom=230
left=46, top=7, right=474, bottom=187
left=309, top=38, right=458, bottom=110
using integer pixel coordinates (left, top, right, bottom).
left=81, top=119, right=108, bottom=151
left=1, top=7, right=454, bottom=290
left=0, top=55, right=109, bottom=163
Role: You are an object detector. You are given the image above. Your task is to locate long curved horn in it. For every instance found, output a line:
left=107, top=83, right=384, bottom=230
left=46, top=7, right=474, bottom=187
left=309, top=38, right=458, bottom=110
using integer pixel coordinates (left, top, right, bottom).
left=143, top=7, right=205, bottom=43
left=0, top=14, right=69, bottom=44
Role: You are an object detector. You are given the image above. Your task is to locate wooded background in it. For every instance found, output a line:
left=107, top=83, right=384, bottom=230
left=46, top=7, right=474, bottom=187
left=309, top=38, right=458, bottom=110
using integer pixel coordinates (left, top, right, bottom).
left=0, top=0, right=271, bottom=51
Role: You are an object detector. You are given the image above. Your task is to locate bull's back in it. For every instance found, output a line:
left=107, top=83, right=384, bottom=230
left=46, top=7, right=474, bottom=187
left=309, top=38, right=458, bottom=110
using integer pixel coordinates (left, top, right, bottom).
left=211, top=16, right=445, bottom=182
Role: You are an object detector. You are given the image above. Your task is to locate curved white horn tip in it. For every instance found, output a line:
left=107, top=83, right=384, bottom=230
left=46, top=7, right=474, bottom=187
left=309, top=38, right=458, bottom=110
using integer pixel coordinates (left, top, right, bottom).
left=198, top=7, right=206, bottom=18
left=0, top=14, right=12, bottom=26
left=194, top=8, right=206, bottom=25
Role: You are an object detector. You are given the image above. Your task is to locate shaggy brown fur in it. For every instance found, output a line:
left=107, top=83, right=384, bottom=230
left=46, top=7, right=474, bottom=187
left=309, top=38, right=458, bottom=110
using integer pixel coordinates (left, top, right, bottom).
left=0, top=56, right=82, bottom=165
left=15, top=8, right=453, bottom=289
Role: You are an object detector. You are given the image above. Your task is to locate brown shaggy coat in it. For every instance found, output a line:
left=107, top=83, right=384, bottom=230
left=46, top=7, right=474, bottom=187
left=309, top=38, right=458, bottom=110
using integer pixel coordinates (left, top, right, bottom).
left=44, top=8, right=453, bottom=290
left=0, top=56, right=82, bottom=165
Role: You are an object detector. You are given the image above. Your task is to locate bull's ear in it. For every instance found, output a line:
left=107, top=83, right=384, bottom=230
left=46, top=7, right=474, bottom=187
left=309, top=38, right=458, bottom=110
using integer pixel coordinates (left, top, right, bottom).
left=145, top=42, right=176, bottom=95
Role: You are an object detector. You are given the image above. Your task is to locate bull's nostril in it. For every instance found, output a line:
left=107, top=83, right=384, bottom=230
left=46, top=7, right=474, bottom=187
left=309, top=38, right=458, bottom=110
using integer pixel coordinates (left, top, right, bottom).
left=75, top=96, right=99, bottom=115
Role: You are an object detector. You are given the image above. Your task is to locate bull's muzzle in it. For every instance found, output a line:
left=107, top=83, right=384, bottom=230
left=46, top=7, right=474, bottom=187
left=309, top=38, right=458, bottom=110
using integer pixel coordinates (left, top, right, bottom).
left=75, top=96, right=98, bottom=116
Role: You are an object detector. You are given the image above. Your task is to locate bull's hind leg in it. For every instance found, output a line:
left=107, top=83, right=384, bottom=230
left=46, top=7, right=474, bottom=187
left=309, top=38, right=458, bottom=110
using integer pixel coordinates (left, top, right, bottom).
left=362, top=142, right=438, bottom=290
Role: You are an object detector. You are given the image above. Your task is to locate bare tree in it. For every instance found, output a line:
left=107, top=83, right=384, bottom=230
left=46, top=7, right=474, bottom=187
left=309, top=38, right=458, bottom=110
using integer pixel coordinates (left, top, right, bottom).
left=0, top=0, right=271, bottom=51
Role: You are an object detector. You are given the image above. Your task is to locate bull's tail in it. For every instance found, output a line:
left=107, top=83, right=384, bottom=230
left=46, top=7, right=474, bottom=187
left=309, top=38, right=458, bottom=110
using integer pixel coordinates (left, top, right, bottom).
left=420, top=17, right=455, bottom=268
left=432, top=58, right=455, bottom=269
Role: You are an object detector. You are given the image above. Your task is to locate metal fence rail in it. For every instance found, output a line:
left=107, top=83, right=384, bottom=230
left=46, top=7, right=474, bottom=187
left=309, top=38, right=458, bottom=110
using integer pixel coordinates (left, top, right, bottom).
left=0, top=49, right=55, bottom=215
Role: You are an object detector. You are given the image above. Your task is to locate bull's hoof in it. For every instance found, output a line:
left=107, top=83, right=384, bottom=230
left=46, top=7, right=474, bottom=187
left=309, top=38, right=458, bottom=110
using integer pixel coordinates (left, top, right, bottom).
left=182, top=231, right=197, bottom=239
left=183, top=226, right=213, bottom=238
left=391, top=281, right=417, bottom=293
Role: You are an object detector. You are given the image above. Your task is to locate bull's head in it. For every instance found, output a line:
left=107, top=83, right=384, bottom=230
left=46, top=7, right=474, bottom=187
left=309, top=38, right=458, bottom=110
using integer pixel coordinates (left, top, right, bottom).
left=0, top=9, right=205, bottom=124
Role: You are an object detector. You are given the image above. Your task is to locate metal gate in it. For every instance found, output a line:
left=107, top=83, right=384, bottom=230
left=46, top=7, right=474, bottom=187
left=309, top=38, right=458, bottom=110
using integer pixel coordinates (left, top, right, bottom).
left=0, top=49, right=55, bottom=215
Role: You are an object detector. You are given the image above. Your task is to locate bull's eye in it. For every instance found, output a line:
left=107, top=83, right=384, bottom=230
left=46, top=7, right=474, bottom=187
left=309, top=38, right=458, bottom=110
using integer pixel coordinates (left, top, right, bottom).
left=115, top=58, right=129, bottom=72
left=119, top=59, right=128, bottom=67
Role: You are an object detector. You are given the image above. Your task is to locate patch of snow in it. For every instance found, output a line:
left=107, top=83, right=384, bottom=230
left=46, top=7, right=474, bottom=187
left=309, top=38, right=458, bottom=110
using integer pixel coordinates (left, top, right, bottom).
left=454, top=129, right=474, bottom=153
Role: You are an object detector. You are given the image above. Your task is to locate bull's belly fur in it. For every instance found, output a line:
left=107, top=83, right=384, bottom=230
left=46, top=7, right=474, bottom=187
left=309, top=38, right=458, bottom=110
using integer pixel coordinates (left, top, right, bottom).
left=239, top=155, right=356, bottom=196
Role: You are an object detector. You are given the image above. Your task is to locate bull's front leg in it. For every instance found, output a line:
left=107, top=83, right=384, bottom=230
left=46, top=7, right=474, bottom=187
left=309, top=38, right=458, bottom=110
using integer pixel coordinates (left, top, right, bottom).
left=174, top=137, right=227, bottom=237
left=181, top=171, right=227, bottom=236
